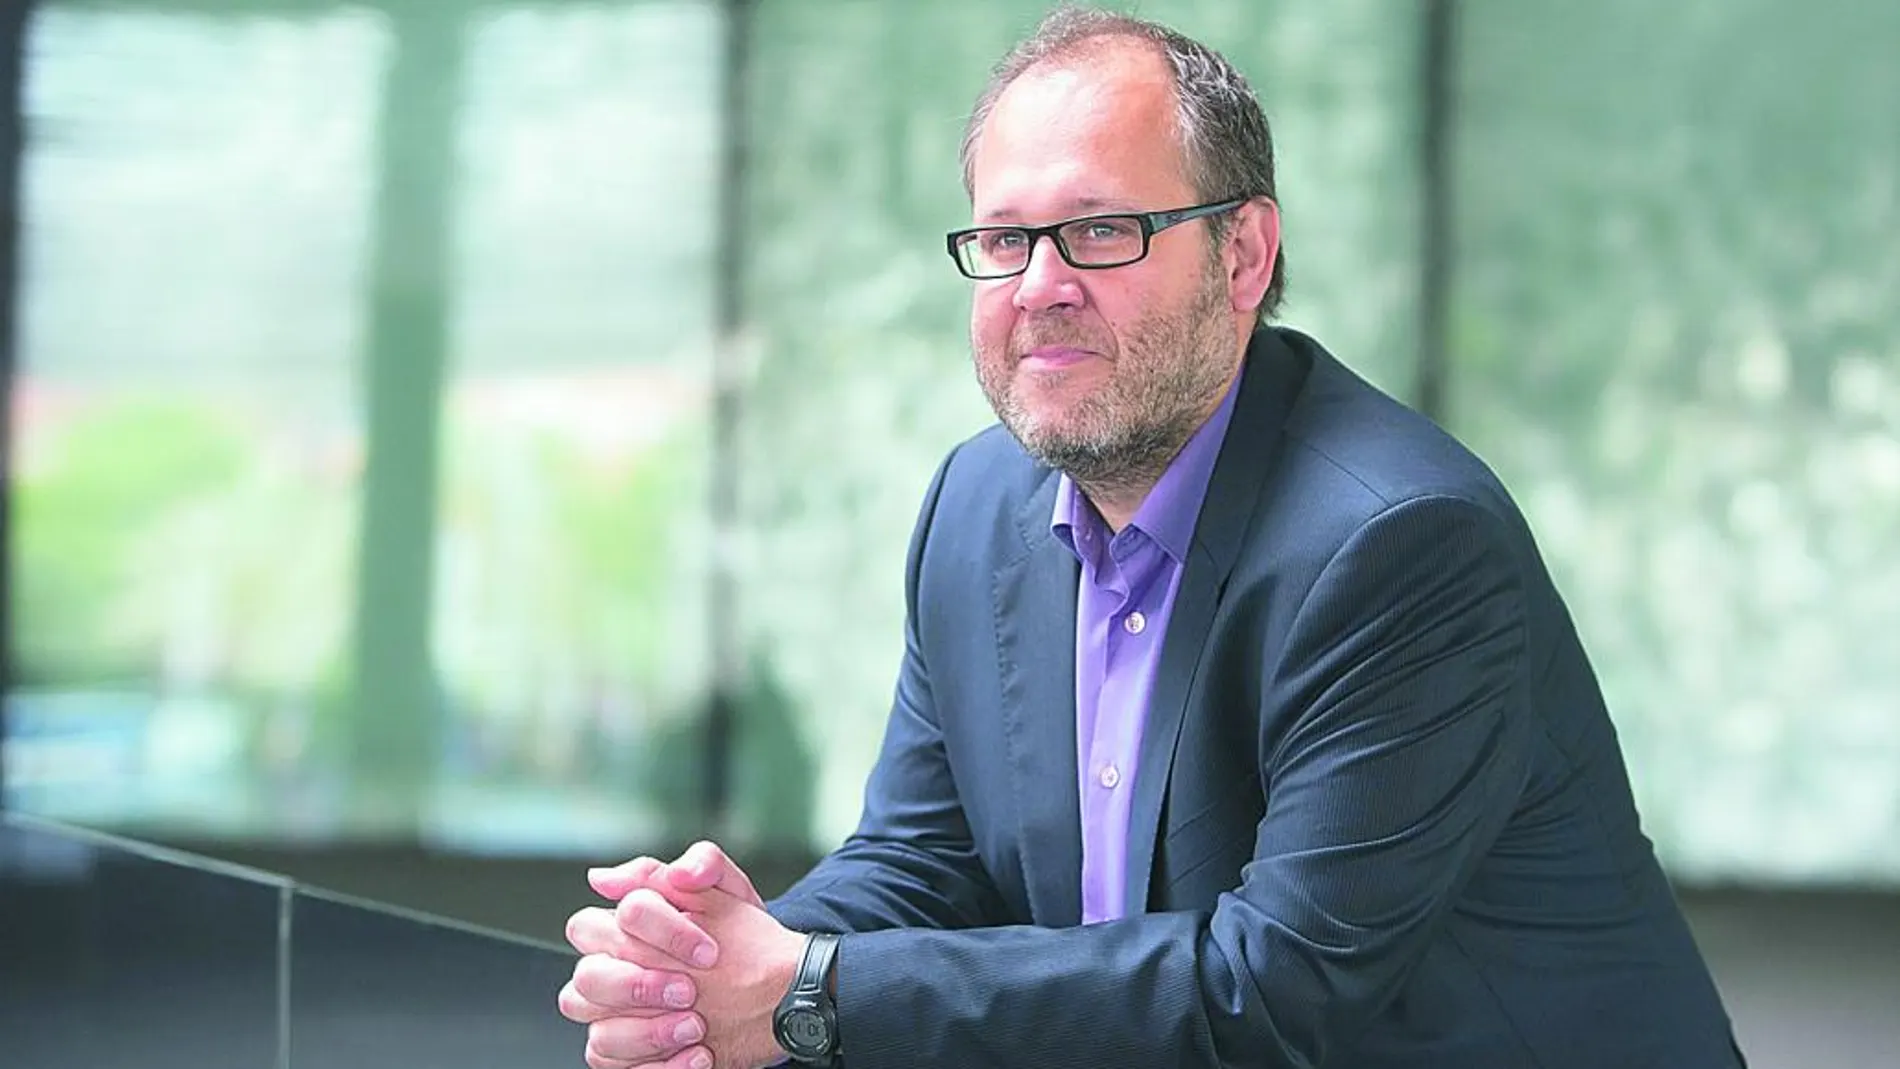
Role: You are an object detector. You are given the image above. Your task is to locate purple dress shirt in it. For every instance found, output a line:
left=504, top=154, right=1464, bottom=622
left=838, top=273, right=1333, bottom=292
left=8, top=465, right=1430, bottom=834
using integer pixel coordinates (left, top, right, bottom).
left=1050, top=374, right=1241, bottom=924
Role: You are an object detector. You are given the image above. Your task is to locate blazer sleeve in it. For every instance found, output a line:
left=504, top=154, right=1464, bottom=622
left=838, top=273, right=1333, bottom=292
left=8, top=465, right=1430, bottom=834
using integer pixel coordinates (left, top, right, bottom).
left=823, top=494, right=1536, bottom=1069
left=766, top=445, right=1012, bottom=936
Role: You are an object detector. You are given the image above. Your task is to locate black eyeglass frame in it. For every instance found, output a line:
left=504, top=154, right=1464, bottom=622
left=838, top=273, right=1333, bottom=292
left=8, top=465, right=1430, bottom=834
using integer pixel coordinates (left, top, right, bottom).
left=945, top=197, right=1248, bottom=279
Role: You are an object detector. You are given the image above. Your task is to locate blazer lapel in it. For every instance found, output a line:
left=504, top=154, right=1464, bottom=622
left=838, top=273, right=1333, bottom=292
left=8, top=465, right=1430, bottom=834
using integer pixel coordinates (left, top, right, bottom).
left=1121, top=334, right=1309, bottom=913
left=994, top=471, right=1083, bottom=928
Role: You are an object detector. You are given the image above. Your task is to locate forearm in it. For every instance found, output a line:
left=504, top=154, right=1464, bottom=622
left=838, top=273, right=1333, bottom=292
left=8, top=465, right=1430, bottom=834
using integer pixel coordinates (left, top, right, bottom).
left=827, top=912, right=1277, bottom=1069
left=768, top=835, right=1010, bottom=935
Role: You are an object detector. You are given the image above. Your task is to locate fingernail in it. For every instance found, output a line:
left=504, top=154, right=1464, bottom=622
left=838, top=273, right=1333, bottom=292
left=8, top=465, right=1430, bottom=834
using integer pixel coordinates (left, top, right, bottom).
left=587, top=867, right=609, bottom=882
left=664, top=982, right=692, bottom=1008
left=690, top=1052, right=713, bottom=1069
left=674, top=1018, right=703, bottom=1044
left=692, top=943, right=717, bottom=969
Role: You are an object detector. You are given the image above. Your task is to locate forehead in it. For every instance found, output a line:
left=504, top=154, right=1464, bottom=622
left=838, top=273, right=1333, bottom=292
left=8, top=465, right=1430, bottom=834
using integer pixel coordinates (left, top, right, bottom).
left=971, top=43, right=1196, bottom=220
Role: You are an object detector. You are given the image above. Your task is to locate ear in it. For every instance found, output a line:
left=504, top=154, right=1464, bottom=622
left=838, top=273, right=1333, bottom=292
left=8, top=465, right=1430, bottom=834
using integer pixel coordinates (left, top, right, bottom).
left=1225, top=196, right=1281, bottom=318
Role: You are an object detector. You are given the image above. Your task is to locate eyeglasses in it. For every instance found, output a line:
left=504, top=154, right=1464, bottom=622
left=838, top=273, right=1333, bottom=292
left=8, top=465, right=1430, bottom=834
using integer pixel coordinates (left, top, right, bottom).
left=945, top=198, right=1246, bottom=280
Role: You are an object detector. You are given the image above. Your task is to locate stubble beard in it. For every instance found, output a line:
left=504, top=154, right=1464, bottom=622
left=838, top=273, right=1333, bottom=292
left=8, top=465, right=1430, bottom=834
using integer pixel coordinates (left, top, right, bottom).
left=976, top=271, right=1236, bottom=504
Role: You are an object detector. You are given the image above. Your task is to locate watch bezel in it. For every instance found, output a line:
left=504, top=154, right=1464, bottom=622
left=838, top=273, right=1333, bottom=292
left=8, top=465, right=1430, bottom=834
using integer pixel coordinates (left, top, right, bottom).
left=773, top=999, right=835, bottom=1059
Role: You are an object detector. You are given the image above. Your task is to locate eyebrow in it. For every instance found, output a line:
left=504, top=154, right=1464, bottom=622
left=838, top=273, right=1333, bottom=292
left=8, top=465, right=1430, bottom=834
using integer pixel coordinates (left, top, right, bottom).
left=975, top=197, right=1141, bottom=224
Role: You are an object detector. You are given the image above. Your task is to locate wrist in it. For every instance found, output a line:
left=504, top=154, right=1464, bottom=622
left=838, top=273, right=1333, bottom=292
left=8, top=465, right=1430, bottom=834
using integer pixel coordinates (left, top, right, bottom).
left=772, top=932, right=842, bottom=1065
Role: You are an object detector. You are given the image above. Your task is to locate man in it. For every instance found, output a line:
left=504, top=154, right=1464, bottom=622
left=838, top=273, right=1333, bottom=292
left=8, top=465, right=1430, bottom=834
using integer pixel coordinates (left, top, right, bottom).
left=559, top=8, right=1745, bottom=1069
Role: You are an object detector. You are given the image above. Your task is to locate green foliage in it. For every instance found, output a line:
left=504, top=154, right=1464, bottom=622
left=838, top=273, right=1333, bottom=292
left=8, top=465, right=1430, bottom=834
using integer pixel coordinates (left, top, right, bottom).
left=11, top=398, right=251, bottom=683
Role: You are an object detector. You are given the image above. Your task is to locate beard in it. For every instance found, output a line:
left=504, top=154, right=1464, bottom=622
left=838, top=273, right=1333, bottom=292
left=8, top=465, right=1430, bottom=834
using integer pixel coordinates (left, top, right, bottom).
left=973, top=266, right=1236, bottom=503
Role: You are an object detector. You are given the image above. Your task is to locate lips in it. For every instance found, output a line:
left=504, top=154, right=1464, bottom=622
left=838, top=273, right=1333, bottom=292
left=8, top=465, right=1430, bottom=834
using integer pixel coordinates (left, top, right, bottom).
left=1018, top=345, right=1096, bottom=371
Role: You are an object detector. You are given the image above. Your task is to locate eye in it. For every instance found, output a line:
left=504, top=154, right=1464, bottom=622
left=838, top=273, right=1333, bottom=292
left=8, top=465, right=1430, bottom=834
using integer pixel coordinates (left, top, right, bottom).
left=1066, top=217, right=1142, bottom=249
left=981, top=229, right=1029, bottom=254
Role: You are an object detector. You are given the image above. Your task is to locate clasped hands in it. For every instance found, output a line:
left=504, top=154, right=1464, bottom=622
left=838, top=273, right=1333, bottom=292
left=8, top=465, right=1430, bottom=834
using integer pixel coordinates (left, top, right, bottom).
left=560, top=841, right=807, bottom=1069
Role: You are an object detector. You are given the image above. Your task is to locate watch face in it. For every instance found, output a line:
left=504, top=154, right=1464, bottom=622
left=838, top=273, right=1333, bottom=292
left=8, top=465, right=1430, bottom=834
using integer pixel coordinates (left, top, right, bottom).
left=781, top=1007, right=830, bottom=1054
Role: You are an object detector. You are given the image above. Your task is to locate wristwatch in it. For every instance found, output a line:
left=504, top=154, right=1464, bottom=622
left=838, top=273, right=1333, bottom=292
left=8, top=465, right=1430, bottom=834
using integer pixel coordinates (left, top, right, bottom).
left=772, top=932, right=842, bottom=1066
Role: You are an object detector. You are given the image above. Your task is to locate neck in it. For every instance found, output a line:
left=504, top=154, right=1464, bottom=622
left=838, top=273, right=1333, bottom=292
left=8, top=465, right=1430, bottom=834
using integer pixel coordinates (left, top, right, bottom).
left=1074, top=470, right=1160, bottom=533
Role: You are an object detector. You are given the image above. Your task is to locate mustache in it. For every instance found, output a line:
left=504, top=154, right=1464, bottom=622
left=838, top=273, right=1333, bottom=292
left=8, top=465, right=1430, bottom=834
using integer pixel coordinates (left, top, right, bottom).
left=1011, top=321, right=1107, bottom=354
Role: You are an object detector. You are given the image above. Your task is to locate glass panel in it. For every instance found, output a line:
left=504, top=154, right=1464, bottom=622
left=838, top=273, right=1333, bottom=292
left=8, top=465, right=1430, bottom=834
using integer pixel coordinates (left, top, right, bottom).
left=0, top=812, right=288, bottom=1068
left=287, top=887, right=579, bottom=1069
left=741, top=0, right=1421, bottom=848
left=5, top=0, right=724, bottom=851
left=425, top=0, right=720, bottom=854
left=6, top=6, right=386, bottom=835
left=1452, top=0, right=1900, bottom=882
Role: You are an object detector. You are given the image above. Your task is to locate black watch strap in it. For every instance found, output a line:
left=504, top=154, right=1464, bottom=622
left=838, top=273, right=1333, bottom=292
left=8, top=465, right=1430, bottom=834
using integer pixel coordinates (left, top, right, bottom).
left=795, top=931, right=840, bottom=998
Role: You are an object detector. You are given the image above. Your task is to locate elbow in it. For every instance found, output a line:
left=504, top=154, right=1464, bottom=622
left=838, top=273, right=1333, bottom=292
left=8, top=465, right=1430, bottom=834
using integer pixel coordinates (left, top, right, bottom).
left=1195, top=916, right=1357, bottom=1069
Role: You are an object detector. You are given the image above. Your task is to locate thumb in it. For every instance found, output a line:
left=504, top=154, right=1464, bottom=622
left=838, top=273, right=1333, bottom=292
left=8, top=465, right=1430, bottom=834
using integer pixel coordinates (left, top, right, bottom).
left=667, top=840, right=765, bottom=907
left=587, top=856, right=665, bottom=900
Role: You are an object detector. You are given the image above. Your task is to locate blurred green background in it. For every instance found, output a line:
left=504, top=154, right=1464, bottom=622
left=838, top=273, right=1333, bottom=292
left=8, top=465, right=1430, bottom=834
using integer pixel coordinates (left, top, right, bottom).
left=3, top=0, right=1896, bottom=889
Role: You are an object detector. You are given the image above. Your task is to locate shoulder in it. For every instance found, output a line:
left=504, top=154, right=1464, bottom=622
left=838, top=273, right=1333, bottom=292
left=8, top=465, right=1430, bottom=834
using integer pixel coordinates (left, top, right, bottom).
left=1261, top=330, right=1533, bottom=548
left=1221, top=331, right=1561, bottom=630
left=919, top=421, right=1056, bottom=553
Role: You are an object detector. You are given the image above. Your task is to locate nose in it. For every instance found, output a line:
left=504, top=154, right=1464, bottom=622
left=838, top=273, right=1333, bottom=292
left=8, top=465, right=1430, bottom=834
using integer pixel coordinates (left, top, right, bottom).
left=1011, top=233, right=1085, bottom=313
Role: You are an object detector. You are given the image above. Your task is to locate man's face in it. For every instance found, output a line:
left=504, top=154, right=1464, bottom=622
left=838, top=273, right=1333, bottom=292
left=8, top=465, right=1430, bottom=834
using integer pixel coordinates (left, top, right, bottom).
left=966, top=46, right=1240, bottom=488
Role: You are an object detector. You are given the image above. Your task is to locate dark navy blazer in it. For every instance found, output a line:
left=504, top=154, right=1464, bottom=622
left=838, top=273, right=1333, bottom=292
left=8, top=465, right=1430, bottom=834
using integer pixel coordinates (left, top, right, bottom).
left=769, top=328, right=1744, bottom=1069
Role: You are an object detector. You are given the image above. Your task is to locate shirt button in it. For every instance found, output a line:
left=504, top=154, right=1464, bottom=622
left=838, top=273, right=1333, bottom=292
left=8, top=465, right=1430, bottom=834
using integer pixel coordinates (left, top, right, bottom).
left=1098, top=764, right=1121, bottom=789
left=1123, top=611, right=1146, bottom=635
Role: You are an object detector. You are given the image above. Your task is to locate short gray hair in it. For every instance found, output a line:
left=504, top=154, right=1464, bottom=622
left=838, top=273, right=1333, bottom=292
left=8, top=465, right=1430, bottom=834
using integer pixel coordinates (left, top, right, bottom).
left=958, top=4, right=1287, bottom=318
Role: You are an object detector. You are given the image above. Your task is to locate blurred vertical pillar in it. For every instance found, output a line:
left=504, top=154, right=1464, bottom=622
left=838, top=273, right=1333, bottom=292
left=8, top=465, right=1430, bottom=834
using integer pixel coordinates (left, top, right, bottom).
left=880, top=1, right=908, bottom=212
left=703, top=0, right=754, bottom=832
left=344, top=7, right=463, bottom=835
left=0, top=0, right=27, bottom=810
left=1415, top=0, right=1457, bottom=422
